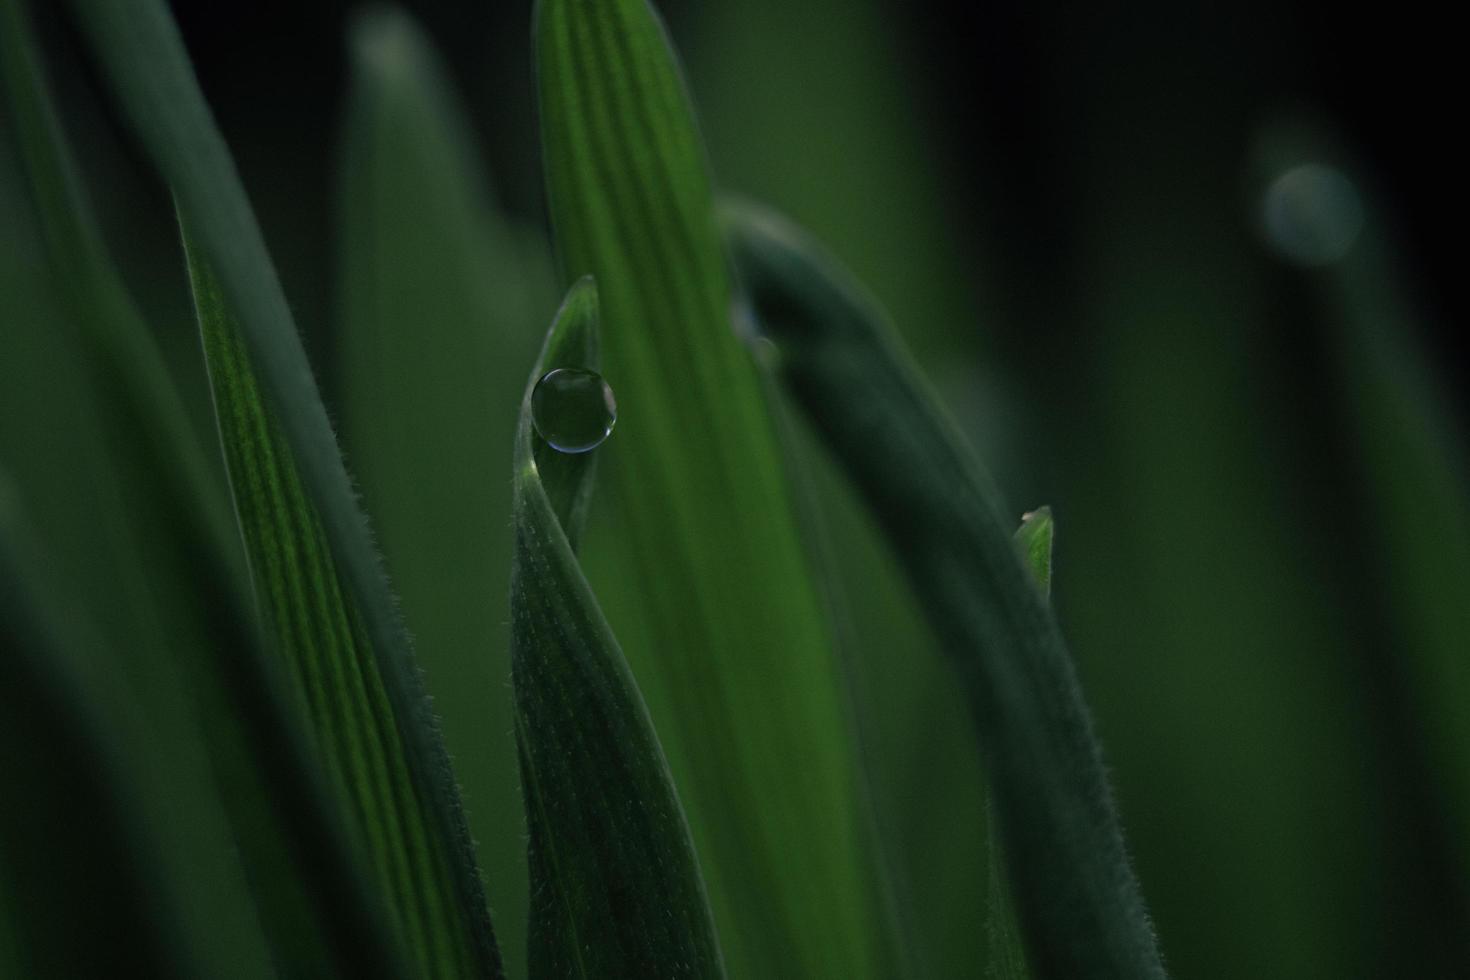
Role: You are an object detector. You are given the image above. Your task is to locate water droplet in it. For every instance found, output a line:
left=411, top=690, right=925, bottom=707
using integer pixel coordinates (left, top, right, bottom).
left=531, top=368, right=617, bottom=454
left=1261, top=163, right=1364, bottom=267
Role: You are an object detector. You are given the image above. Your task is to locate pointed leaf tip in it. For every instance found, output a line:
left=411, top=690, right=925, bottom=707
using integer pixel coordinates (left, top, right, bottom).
left=1015, top=507, right=1055, bottom=599
left=521, top=276, right=603, bottom=547
left=511, top=279, right=725, bottom=979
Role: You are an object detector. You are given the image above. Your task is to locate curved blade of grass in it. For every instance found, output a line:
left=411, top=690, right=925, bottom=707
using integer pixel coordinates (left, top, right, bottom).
left=335, top=12, right=556, bottom=973
left=694, top=11, right=1006, bottom=968
left=1, top=7, right=413, bottom=976
left=57, top=0, right=503, bottom=975
left=0, top=483, right=190, bottom=979
left=726, top=201, right=1166, bottom=980
left=510, top=279, right=725, bottom=978
left=536, top=2, right=894, bottom=974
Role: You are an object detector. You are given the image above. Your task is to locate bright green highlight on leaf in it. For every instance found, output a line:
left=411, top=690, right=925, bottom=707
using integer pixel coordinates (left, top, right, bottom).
left=727, top=200, right=1165, bottom=980
left=1015, top=507, right=1055, bottom=598
left=536, top=0, right=894, bottom=975
left=511, top=278, right=724, bottom=979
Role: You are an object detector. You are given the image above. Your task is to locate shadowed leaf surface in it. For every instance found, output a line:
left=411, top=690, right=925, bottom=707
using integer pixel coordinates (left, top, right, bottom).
left=511, top=279, right=725, bottom=979
left=1, top=7, right=413, bottom=975
left=0, top=488, right=190, bottom=980
left=975, top=509, right=1060, bottom=980
left=727, top=201, right=1165, bottom=980
left=335, top=10, right=556, bottom=973
left=53, top=0, right=504, bottom=974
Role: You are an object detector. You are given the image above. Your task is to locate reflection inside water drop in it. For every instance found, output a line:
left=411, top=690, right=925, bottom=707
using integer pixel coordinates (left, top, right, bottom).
left=1261, top=163, right=1364, bottom=267
left=531, top=368, right=617, bottom=454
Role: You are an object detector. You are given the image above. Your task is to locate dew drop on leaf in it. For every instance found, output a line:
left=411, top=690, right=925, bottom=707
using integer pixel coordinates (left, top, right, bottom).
left=531, top=368, right=617, bottom=453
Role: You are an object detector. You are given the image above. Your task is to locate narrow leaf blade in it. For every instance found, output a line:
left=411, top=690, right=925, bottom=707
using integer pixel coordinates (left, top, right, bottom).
left=335, top=16, right=557, bottom=969
left=727, top=201, right=1166, bottom=980
left=57, top=0, right=503, bottom=974
left=1, top=8, right=411, bottom=975
left=511, top=280, right=724, bottom=978
left=976, top=508, right=1063, bottom=980
left=184, top=233, right=491, bottom=979
left=536, top=2, right=893, bottom=973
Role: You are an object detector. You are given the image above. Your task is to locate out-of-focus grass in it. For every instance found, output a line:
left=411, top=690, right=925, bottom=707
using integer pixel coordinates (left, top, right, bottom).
left=335, top=12, right=554, bottom=973
left=1, top=1, right=1464, bottom=977
left=687, top=7, right=1000, bottom=973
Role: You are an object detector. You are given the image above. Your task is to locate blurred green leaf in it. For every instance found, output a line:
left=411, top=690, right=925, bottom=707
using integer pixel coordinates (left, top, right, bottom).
left=1329, top=250, right=1470, bottom=874
left=1060, top=136, right=1366, bottom=980
left=0, top=0, right=229, bottom=554
left=1, top=6, right=414, bottom=975
left=535, top=0, right=896, bottom=975
left=686, top=0, right=987, bottom=371
left=0, top=485, right=190, bottom=979
left=727, top=201, right=1165, bottom=980
left=1261, top=148, right=1470, bottom=957
left=335, top=11, right=555, bottom=972
left=53, top=0, right=504, bottom=974
left=511, top=279, right=725, bottom=978
left=693, top=10, right=1008, bottom=958
left=0, top=72, right=281, bottom=980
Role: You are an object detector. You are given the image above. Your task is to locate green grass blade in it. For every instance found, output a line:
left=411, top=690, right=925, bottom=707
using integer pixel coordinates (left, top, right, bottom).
left=0, top=477, right=391, bottom=980
left=727, top=202, right=1166, bottom=980
left=511, top=280, right=725, bottom=978
left=0, top=485, right=191, bottom=979
left=536, top=2, right=894, bottom=974
left=0, top=0, right=230, bottom=557
left=335, top=13, right=556, bottom=971
left=693, top=12, right=1006, bottom=965
left=56, top=0, right=503, bottom=974
left=1328, top=235, right=1470, bottom=897
left=184, top=232, right=494, bottom=979
left=981, top=796, right=1030, bottom=980
left=1, top=8, right=412, bottom=975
